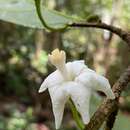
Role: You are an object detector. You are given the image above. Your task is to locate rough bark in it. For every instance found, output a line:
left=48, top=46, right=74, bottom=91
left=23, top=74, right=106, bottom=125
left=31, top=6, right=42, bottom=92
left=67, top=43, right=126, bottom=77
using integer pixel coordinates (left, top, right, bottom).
left=104, top=108, right=118, bottom=130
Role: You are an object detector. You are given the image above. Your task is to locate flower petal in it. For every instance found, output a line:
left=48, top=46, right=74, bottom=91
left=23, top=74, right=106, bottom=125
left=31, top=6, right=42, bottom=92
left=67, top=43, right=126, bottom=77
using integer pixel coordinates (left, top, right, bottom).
left=48, top=81, right=91, bottom=128
left=75, top=70, right=115, bottom=99
left=48, top=85, right=69, bottom=129
left=93, top=76, right=115, bottom=99
left=38, top=80, right=48, bottom=93
left=53, top=102, right=66, bottom=129
left=66, top=82, right=91, bottom=124
left=38, top=70, right=64, bottom=93
left=70, top=60, right=87, bottom=77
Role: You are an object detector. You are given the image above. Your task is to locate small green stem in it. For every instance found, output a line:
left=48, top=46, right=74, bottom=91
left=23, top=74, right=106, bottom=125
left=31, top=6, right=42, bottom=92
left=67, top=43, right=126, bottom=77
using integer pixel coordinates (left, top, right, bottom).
left=34, top=0, right=68, bottom=31
left=69, top=100, right=84, bottom=130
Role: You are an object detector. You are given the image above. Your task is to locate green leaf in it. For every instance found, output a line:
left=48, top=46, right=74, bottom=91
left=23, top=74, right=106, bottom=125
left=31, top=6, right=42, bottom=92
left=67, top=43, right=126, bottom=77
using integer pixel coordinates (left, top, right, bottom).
left=0, top=0, right=78, bottom=29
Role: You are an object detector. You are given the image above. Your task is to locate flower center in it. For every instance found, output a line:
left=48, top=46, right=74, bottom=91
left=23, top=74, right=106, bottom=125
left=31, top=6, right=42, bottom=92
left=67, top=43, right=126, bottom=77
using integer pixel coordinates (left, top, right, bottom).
left=48, top=49, right=70, bottom=80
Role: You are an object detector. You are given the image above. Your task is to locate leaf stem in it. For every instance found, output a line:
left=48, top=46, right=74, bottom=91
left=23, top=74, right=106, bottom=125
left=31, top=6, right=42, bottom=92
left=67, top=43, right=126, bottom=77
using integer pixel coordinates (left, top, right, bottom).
left=34, top=0, right=68, bottom=31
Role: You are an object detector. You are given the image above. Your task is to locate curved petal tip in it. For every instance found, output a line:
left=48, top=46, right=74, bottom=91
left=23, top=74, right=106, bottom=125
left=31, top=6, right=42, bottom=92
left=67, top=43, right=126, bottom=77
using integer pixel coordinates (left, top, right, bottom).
left=38, top=83, right=47, bottom=93
left=38, top=88, right=43, bottom=93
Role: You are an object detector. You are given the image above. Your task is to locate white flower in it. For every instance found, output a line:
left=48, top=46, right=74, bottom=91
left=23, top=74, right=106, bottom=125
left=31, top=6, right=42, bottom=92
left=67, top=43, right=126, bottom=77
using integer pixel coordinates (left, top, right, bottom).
left=39, top=49, right=115, bottom=129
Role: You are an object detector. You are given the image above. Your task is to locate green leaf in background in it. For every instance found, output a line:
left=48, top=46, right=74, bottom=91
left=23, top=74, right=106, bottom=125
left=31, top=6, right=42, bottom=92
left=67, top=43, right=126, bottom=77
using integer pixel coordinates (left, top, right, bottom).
left=0, top=0, right=78, bottom=29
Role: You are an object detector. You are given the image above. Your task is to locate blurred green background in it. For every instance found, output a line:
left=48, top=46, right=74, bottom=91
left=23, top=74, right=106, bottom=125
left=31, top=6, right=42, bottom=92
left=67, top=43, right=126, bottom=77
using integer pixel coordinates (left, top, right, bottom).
left=0, top=0, right=130, bottom=130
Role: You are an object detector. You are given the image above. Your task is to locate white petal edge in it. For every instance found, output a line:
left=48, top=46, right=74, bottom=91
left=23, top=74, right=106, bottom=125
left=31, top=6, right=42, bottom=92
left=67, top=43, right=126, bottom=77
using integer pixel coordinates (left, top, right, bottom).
left=48, top=85, right=70, bottom=129
left=75, top=70, right=115, bottom=99
left=65, top=82, right=91, bottom=124
left=38, top=70, right=64, bottom=93
left=38, top=80, right=48, bottom=93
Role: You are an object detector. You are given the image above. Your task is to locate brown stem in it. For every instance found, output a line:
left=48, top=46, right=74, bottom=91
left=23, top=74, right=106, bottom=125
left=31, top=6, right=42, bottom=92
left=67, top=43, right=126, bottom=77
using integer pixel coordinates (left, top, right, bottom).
left=84, top=66, right=130, bottom=130
left=69, top=22, right=130, bottom=47
left=104, top=107, right=118, bottom=130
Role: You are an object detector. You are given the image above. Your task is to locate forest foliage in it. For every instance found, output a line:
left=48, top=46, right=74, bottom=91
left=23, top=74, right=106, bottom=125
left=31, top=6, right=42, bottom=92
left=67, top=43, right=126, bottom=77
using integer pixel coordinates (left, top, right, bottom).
left=0, top=0, right=130, bottom=130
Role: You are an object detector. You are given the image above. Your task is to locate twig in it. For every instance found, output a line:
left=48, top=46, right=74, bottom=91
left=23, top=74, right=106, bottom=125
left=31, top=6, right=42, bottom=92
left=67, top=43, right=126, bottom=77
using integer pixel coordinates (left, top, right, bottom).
left=104, top=108, right=118, bottom=130
left=84, top=66, right=130, bottom=130
left=69, top=22, right=130, bottom=47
